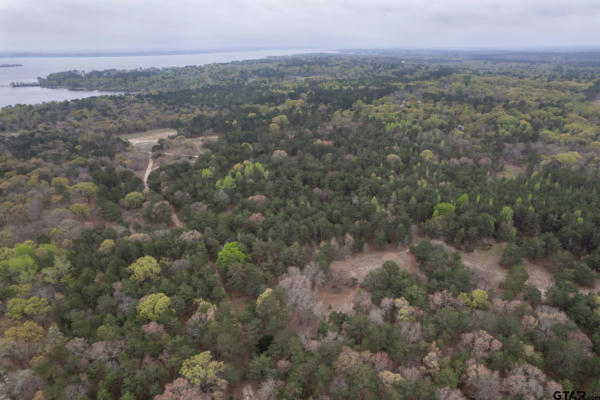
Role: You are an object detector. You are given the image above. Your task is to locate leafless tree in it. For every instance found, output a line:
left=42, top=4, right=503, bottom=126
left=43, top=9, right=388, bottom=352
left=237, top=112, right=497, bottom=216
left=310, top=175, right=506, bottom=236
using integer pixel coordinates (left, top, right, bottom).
left=459, top=330, right=502, bottom=360
left=279, top=267, right=325, bottom=326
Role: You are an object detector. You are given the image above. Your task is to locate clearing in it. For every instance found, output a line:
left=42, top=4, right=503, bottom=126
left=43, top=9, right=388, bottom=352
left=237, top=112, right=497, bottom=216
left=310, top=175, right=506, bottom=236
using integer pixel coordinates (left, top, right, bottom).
left=496, top=163, right=527, bottom=179
left=118, top=128, right=208, bottom=230
left=119, top=128, right=177, bottom=147
left=431, top=240, right=557, bottom=294
left=317, top=246, right=421, bottom=314
left=313, top=236, right=599, bottom=323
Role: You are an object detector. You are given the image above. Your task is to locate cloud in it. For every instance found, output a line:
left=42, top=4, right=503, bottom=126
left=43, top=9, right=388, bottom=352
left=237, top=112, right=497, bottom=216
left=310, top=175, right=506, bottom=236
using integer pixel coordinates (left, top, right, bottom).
left=0, top=0, right=599, bottom=51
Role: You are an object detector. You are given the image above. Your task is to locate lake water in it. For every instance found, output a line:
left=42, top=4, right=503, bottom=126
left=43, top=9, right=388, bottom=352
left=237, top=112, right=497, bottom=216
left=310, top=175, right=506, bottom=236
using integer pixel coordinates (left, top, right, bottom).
left=0, top=49, right=321, bottom=109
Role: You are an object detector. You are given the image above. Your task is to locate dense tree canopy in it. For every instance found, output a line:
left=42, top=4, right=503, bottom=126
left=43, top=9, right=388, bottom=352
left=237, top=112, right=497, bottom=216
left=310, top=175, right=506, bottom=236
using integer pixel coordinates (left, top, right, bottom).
left=1, top=52, right=600, bottom=399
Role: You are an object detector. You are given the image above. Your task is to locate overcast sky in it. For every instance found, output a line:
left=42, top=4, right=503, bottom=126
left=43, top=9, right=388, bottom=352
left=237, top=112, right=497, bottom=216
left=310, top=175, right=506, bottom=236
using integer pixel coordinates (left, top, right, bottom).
left=1, top=0, right=600, bottom=52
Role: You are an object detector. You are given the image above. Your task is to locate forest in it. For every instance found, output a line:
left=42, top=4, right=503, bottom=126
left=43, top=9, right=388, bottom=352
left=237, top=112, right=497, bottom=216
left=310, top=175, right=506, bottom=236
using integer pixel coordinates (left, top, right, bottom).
left=1, top=52, right=600, bottom=399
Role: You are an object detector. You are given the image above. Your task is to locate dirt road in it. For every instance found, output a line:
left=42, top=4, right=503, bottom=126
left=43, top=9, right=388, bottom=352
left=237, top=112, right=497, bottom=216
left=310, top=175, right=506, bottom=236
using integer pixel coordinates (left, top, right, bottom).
left=143, top=153, right=154, bottom=191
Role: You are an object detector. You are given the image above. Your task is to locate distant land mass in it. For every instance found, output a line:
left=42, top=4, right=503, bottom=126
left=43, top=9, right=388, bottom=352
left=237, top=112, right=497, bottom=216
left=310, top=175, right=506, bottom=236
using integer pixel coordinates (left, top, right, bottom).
left=0, top=47, right=307, bottom=58
left=0, top=63, right=23, bottom=67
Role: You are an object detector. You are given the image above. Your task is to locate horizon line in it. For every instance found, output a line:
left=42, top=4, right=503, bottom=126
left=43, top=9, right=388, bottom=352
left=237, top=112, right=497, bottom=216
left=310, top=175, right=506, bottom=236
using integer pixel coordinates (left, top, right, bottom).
left=3, top=46, right=600, bottom=58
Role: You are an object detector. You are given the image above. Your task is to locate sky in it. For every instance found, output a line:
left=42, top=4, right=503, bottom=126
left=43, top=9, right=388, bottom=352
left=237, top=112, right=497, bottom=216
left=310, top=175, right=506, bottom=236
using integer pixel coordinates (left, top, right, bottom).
left=1, top=0, right=600, bottom=52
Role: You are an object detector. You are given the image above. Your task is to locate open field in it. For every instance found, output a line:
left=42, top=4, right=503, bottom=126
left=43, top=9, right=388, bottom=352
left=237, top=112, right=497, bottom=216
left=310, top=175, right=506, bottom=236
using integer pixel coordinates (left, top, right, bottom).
left=431, top=239, right=559, bottom=294
left=313, top=236, right=599, bottom=319
left=329, top=247, right=420, bottom=283
left=316, top=247, right=421, bottom=314
left=119, top=128, right=177, bottom=145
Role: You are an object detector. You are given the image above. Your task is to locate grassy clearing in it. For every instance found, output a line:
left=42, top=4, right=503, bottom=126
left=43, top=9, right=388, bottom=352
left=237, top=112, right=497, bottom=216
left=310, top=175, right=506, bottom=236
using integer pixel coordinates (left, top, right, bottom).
left=317, top=237, right=571, bottom=318
left=496, top=163, right=527, bottom=179
left=317, top=247, right=420, bottom=313
left=119, top=128, right=177, bottom=145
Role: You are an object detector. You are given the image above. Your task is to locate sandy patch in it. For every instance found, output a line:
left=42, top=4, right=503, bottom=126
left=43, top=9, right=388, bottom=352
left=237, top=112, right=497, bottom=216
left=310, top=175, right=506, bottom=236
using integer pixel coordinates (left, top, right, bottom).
left=119, top=128, right=177, bottom=145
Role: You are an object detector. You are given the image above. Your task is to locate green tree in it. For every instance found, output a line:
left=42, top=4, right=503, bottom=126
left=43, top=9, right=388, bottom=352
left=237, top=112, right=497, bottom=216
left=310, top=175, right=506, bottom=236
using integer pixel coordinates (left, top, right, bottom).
left=5, top=254, right=38, bottom=283
left=420, top=149, right=434, bottom=162
left=6, top=296, right=49, bottom=319
left=124, top=191, right=144, bottom=209
left=500, top=243, right=523, bottom=267
left=216, top=175, right=236, bottom=191
left=502, top=265, right=529, bottom=300
left=98, top=239, right=116, bottom=252
left=500, top=206, right=514, bottom=223
left=70, top=203, right=90, bottom=219
left=456, top=193, right=469, bottom=208
left=434, top=202, right=455, bottom=217
left=128, top=256, right=161, bottom=282
left=180, top=351, right=227, bottom=394
left=137, top=293, right=173, bottom=321
left=216, top=242, right=250, bottom=271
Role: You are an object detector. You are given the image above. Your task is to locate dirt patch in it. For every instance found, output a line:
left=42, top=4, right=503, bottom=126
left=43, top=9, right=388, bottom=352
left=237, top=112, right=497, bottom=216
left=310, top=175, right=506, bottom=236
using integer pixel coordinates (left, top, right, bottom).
left=294, top=237, right=596, bottom=338
left=316, top=247, right=420, bottom=314
left=329, top=247, right=419, bottom=283
left=451, top=241, right=600, bottom=295
left=171, top=206, right=183, bottom=227
left=153, top=153, right=198, bottom=168
left=186, top=135, right=219, bottom=146
left=432, top=240, right=557, bottom=294
left=449, top=242, right=510, bottom=292
left=153, top=135, right=217, bottom=159
left=522, top=259, right=555, bottom=293
left=496, top=163, right=527, bottom=179
left=119, top=128, right=177, bottom=146
left=119, top=134, right=215, bottom=185
left=326, top=238, right=594, bottom=318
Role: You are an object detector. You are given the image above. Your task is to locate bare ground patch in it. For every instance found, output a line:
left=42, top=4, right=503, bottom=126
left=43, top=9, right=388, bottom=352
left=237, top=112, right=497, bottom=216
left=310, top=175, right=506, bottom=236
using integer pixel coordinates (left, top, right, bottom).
left=317, top=246, right=420, bottom=314
left=292, top=237, right=597, bottom=338
left=119, top=128, right=177, bottom=146
left=329, top=247, right=419, bottom=283
left=432, top=240, right=558, bottom=294
left=154, top=135, right=217, bottom=158
left=522, top=259, right=556, bottom=293
left=496, top=163, right=527, bottom=179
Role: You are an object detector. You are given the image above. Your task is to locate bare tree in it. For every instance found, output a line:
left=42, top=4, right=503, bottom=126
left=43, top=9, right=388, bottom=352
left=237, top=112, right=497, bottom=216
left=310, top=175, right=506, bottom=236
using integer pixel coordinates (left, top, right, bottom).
left=503, top=364, right=561, bottom=400
left=463, top=359, right=502, bottom=400
left=279, top=267, right=325, bottom=326
left=459, top=330, right=502, bottom=360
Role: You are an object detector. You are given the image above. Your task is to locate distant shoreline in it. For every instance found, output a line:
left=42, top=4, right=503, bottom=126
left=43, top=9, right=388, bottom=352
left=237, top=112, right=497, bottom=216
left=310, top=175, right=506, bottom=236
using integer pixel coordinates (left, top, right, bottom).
left=0, top=48, right=315, bottom=59
left=10, top=81, right=39, bottom=87
left=0, top=64, right=23, bottom=68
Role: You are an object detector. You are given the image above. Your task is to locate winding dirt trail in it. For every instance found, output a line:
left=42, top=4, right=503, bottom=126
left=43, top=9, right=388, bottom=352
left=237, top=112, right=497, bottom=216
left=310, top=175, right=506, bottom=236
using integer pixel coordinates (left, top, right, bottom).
left=142, top=153, right=183, bottom=228
left=143, top=153, right=154, bottom=191
left=171, top=207, right=183, bottom=227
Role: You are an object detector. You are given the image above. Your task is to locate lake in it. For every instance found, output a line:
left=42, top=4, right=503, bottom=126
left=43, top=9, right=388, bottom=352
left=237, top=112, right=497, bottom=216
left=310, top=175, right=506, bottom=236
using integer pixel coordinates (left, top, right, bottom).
left=0, top=49, right=321, bottom=109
